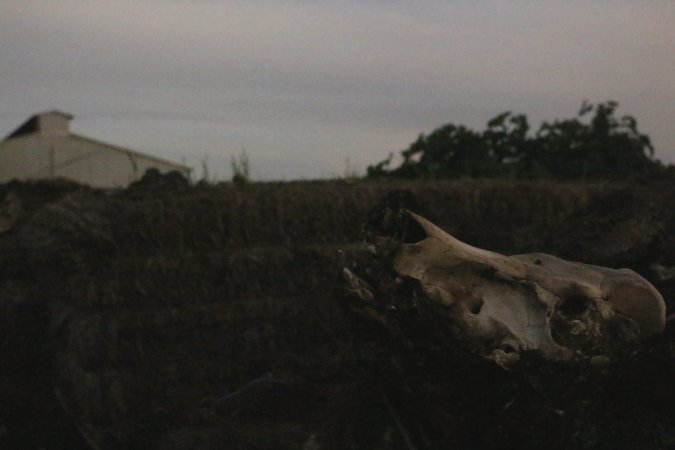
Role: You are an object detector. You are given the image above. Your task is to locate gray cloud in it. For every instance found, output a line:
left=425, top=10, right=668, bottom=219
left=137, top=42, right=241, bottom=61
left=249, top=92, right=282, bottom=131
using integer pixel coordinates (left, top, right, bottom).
left=1, top=0, right=674, bottom=180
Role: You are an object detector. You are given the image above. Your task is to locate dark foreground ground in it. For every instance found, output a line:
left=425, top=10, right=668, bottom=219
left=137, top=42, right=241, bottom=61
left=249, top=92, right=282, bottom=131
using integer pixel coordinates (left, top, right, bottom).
left=1, top=175, right=674, bottom=449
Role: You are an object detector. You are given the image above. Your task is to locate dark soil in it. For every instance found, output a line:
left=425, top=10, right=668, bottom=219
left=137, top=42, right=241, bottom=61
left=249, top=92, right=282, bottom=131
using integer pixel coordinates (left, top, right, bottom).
left=0, top=175, right=674, bottom=449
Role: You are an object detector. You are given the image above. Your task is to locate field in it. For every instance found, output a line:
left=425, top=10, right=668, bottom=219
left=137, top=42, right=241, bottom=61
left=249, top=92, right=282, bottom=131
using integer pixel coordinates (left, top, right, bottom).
left=1, top=175, right=674, bottom=449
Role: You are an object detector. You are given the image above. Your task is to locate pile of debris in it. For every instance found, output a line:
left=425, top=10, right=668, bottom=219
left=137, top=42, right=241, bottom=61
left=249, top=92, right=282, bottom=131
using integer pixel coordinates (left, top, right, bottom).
left=0, top=175, right=673, bottom=449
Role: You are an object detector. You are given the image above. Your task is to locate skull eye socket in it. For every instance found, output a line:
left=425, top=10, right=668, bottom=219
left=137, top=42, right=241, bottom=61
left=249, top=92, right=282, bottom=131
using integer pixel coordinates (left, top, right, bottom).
left=559, top=293, right=590, bottom=316
left=470, top=300, right=483, bottom=315
left=502, top=344, right=517, bottom=353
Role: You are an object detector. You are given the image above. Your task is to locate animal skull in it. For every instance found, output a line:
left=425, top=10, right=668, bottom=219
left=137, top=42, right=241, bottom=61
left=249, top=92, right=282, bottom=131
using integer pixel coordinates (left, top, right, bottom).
left=372, top=210, right=666, bottom=365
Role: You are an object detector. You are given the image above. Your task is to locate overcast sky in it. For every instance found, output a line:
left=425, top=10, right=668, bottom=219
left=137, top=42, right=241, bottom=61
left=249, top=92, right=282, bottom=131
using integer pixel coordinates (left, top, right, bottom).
left=1, top=1, right=674, bottom=180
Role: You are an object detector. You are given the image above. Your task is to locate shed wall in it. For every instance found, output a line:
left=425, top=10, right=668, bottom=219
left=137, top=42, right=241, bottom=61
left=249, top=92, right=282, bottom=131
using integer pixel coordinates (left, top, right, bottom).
left=0, top=134, right=189, bottom=188
left=0, top=135, right=52, bottom=181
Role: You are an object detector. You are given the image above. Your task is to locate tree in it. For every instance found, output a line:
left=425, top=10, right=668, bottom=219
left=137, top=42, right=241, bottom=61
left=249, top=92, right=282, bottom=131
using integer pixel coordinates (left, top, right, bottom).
left=367, top=101, right=663, bottom=180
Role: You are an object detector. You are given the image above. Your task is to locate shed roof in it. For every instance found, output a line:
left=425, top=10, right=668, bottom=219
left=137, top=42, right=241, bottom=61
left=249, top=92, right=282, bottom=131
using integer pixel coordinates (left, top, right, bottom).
left=70, top=133, right=192, bottom=173
left=5, top=110, right=74, bottom=139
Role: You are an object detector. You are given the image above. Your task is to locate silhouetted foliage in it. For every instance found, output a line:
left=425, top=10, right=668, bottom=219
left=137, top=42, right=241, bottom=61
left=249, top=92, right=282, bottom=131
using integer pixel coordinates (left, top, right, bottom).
left=367, top=101, right=664, bottom=180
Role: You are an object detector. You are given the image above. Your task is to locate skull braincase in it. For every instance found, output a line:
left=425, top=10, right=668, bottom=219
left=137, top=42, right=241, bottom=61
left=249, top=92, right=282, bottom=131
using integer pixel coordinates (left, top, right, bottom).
left=392, top=211, right=666, bottom=363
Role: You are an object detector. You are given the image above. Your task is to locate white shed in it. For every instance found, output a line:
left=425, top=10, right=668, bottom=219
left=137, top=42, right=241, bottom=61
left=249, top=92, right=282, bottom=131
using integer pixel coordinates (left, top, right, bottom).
left=0, top=110, right=191, bottom=188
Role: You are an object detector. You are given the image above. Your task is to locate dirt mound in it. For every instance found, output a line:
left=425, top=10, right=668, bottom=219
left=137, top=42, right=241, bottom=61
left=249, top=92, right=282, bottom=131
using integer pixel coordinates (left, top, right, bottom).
left=0, top=177, right=673, bottom=449
left=543, top=179, right=675, bottom=269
